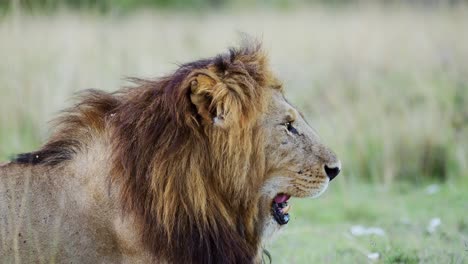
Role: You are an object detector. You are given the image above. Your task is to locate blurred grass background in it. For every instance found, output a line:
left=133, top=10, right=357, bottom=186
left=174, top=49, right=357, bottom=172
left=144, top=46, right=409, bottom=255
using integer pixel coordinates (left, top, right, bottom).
left=0, top=0, right=467, bottom=263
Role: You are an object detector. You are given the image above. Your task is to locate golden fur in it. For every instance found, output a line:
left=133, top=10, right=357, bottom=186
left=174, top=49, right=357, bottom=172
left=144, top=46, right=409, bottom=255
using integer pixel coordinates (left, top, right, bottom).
left=0, top=42, right=340, bottom=263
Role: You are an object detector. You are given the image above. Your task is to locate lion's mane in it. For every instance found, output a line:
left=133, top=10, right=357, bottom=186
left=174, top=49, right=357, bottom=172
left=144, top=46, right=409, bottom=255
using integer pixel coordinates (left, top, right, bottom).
left=15, top=43, right=277, bottom=263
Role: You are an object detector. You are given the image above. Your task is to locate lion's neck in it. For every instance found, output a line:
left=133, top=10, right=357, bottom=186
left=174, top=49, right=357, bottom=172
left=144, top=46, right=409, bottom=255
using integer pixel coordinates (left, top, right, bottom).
left=67, top=133, right=265, bottom=264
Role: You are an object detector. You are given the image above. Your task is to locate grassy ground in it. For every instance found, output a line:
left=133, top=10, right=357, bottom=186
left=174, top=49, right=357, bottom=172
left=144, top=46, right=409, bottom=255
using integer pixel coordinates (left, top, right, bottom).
left=269, top=181, right=468, bottom=263
left=0, top=6, right=467, bottom=263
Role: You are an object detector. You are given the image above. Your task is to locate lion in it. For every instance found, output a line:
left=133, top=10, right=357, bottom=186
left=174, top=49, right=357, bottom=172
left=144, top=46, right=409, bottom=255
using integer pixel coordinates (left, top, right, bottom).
left=0, top=42, right=340, bottom=263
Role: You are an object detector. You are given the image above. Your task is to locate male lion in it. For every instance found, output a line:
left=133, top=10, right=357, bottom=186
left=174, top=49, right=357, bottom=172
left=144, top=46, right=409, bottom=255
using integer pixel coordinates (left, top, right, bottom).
left=0, top=42, right=340, bottom=263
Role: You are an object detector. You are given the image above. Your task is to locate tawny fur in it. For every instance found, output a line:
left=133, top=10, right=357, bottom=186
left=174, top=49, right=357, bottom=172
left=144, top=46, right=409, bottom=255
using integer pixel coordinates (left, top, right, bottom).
left=0, top=42, right=339, bottom=263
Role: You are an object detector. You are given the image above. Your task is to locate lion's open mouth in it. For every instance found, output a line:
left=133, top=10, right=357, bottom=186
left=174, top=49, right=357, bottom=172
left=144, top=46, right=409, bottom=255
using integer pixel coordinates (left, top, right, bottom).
left=271, top=193, right=291, bottom=225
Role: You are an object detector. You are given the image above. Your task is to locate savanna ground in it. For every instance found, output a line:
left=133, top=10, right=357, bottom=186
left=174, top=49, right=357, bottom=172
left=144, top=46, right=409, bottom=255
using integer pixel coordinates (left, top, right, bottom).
left=0, top=5, right=467, bottom=263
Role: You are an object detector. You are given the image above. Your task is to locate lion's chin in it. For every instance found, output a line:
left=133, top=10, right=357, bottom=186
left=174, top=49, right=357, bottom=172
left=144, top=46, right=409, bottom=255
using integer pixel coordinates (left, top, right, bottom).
left=270, top=180, right=330, bottom=226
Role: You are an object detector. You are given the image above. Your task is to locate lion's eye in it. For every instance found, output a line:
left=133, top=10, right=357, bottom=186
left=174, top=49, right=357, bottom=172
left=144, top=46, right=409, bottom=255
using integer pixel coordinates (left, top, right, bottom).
left=285, top=122, right=298, bottom=135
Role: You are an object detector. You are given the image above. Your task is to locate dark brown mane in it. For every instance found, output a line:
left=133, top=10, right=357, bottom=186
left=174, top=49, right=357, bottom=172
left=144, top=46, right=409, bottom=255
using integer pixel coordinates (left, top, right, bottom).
left=14, top=42, right=277, bottom=263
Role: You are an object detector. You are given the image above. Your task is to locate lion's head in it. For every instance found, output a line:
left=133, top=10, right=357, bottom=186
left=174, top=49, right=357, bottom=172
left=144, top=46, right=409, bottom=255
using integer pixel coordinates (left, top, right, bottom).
left=260, top=90, right=341, bottom=226
left=12, top=41, right=340, bottom=263
left=108, top=41, right=340, bottom=263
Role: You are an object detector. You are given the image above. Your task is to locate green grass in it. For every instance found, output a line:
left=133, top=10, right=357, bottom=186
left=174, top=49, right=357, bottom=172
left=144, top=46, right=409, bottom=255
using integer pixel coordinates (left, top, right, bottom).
left=269, top=181, right=468, bottom=263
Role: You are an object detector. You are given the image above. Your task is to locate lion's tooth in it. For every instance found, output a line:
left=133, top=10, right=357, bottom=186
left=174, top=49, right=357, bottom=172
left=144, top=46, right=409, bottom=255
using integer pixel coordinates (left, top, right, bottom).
left=281, top=204, right=291, bottom=214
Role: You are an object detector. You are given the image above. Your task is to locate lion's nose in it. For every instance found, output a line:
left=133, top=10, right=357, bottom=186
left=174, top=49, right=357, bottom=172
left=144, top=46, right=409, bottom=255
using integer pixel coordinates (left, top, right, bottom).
left=324, top=161, right=341, bottom=181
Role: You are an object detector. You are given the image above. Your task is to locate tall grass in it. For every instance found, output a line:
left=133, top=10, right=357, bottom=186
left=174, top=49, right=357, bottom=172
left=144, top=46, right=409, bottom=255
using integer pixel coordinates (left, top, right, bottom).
left=0, top=7, right=466, bottom=184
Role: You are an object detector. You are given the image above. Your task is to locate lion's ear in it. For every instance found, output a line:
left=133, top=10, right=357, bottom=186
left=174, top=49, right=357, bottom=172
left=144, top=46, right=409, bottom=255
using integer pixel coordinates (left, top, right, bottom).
left=189, top=72, right=229, bottom=128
